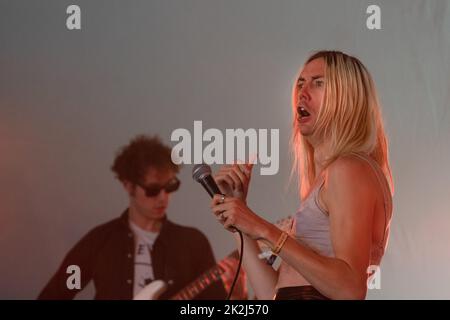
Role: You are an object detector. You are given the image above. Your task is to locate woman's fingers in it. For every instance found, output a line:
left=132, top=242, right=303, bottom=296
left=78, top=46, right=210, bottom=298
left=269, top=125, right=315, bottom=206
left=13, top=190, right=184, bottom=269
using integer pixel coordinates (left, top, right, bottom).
left=211, top=194, right=236, bottom=206
left=211, top=194, right=224, bottom=205
left=245, top=163, right=254, bottom=174
left=231, top=165, right=248, bottom=186
left=237, top=164, right=251, bottom=179
left=211, top=196, right=239, bottom=225
left=211, top=195, right=231, bottom=214
left=223, top=165, right=249, bottom=191
left=223, top=217, right=237, bottom=231
left=217, top=167, right=243, bottom=188
left=215, top=173, right=235, bottom=190
left=211, top=202, right=226, bottom=214
left=227, top=170, right=243, bottom=191
left=213, top=164, right=254, bottom=200
left=211, top=202, right=232, bottom=214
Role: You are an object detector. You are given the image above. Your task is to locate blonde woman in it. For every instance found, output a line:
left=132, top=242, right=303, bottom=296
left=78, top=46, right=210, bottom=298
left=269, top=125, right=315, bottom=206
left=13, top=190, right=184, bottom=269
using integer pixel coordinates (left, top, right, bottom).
left=210, top=51, right=394, bottom=300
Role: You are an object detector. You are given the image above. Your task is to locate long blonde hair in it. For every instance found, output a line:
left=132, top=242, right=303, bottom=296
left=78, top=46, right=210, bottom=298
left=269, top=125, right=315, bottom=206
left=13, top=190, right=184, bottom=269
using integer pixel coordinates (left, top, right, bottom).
left=291, top=51, right=394, bottom=199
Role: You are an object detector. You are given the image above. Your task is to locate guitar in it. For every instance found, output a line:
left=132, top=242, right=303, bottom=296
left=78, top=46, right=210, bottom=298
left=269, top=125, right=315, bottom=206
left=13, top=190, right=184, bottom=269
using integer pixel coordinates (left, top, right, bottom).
left=133, top=216, right=293, bottom=300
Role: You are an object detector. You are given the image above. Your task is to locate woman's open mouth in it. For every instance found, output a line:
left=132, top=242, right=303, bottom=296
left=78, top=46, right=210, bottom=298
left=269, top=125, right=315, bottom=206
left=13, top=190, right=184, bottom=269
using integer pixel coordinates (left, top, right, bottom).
left=297, top=106, right=311, bottom=121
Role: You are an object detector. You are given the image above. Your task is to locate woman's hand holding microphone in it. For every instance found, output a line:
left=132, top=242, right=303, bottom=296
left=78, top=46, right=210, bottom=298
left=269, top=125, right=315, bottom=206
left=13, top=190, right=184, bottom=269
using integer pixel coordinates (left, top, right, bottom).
left=210, top=163, right=271, bottom=240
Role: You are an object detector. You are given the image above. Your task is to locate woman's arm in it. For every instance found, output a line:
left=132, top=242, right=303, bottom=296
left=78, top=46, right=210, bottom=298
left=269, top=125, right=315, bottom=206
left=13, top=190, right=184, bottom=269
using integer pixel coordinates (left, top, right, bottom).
left=213, top=157, right=377, bottom=299
left=231, top=232, right=279, bottom=300
left=213, top=163, right=279, bottom=299
left=262, top=157, right=376, bottom=299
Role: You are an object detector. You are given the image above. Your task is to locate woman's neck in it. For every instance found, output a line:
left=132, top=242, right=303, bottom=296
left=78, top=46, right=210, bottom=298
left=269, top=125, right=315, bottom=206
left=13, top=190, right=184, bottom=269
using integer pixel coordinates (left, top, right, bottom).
left=313, top=143, right=328, bottom=179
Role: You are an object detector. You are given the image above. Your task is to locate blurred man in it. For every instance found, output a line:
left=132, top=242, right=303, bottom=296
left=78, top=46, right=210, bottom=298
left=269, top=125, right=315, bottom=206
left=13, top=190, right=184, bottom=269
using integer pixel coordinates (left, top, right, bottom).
left=39, top=135, right=242, bottom=299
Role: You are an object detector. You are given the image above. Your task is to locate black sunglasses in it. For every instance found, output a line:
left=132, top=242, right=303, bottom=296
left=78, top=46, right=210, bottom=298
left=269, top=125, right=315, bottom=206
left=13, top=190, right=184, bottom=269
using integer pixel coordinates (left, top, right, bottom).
left=137, top=177, right=181, bottom=197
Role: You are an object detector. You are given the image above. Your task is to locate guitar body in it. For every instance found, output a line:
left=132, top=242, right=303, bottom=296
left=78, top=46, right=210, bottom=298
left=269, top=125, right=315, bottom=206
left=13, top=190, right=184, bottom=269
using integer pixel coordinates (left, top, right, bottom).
left=133, top=280, right=167, bottom=300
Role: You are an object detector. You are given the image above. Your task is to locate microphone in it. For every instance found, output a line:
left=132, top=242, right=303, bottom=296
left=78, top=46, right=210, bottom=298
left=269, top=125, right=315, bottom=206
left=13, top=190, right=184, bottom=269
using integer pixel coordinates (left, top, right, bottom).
left=192, top=164, right=239, bottom=233
left=192, top=163, right=244, bottom=300
left=192, top=164, right=223, bottom=198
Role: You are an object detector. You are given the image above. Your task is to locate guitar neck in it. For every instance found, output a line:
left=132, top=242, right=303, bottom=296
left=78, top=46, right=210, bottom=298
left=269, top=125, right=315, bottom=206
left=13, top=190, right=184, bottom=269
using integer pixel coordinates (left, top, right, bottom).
left=169, top=216, right=292, bottom=300
left=170, top=250, right=240, bottom=300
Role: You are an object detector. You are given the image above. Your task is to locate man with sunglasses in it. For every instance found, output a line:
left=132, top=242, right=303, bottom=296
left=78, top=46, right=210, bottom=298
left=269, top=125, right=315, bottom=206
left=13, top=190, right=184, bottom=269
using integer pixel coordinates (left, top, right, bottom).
left=38, top=135, right=229, bottom=299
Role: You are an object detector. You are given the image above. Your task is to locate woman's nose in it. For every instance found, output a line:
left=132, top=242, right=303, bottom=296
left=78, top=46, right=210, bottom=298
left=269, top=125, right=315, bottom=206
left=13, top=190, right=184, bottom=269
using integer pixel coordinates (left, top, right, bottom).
left=298, top=84, right=310, bottom=101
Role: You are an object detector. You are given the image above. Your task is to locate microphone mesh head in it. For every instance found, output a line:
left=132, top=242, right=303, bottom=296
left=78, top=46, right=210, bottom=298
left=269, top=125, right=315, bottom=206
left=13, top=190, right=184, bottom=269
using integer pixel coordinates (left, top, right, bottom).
left=192, top=164, right=211, bottom=182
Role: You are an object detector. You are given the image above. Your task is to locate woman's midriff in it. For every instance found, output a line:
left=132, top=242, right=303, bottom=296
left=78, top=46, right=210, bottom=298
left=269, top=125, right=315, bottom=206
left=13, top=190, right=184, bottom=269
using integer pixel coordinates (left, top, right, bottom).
left=276, top=260, right=311, bottom=290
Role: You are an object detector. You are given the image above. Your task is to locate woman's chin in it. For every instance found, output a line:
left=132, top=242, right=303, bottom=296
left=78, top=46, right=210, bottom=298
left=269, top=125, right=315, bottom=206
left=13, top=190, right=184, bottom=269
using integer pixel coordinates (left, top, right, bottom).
left=299, top=127, right=313, bottom=137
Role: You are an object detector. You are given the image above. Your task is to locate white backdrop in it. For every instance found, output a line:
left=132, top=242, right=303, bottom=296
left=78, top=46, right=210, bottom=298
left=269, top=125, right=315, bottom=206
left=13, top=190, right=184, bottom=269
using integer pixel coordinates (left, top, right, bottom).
left=1, top=0, right=450, bottom=299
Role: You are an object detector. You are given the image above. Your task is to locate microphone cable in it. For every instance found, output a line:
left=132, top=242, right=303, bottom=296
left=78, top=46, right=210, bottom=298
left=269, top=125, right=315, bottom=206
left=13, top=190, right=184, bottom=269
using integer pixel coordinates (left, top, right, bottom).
left=226, top=230, right=244, bottom=300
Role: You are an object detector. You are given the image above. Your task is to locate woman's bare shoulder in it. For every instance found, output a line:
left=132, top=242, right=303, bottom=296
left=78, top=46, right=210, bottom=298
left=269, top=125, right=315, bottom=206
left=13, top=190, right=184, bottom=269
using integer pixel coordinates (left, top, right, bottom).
left=323, top=155, right=378, bottom=203
left=327, top=155, right=375, bottom=183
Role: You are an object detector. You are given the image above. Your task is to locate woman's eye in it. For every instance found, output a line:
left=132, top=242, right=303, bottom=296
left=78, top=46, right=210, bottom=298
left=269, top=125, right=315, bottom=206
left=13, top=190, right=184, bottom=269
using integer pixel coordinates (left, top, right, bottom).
left=315, top=80, right=324, bottom=87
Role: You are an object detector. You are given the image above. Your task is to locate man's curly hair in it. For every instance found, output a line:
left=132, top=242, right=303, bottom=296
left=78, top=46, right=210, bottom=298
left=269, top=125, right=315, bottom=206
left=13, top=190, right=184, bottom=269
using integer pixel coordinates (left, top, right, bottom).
left=111, top=135, right=179, bottom=184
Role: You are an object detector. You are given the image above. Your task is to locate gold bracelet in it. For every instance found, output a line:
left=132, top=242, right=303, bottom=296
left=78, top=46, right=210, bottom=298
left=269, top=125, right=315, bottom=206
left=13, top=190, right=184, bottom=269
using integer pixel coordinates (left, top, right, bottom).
left=272, top=231, right=289, bottom=255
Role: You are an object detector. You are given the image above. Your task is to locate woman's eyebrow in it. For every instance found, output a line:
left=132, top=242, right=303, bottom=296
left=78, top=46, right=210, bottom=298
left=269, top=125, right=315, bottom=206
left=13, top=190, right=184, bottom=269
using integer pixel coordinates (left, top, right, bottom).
left=297, top=75, right=324, bottom=83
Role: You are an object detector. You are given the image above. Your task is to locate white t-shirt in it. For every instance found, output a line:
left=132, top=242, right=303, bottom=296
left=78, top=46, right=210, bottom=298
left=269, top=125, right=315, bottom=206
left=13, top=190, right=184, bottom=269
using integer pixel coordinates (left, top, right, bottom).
left=129, top=221, right=159, bottom=297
